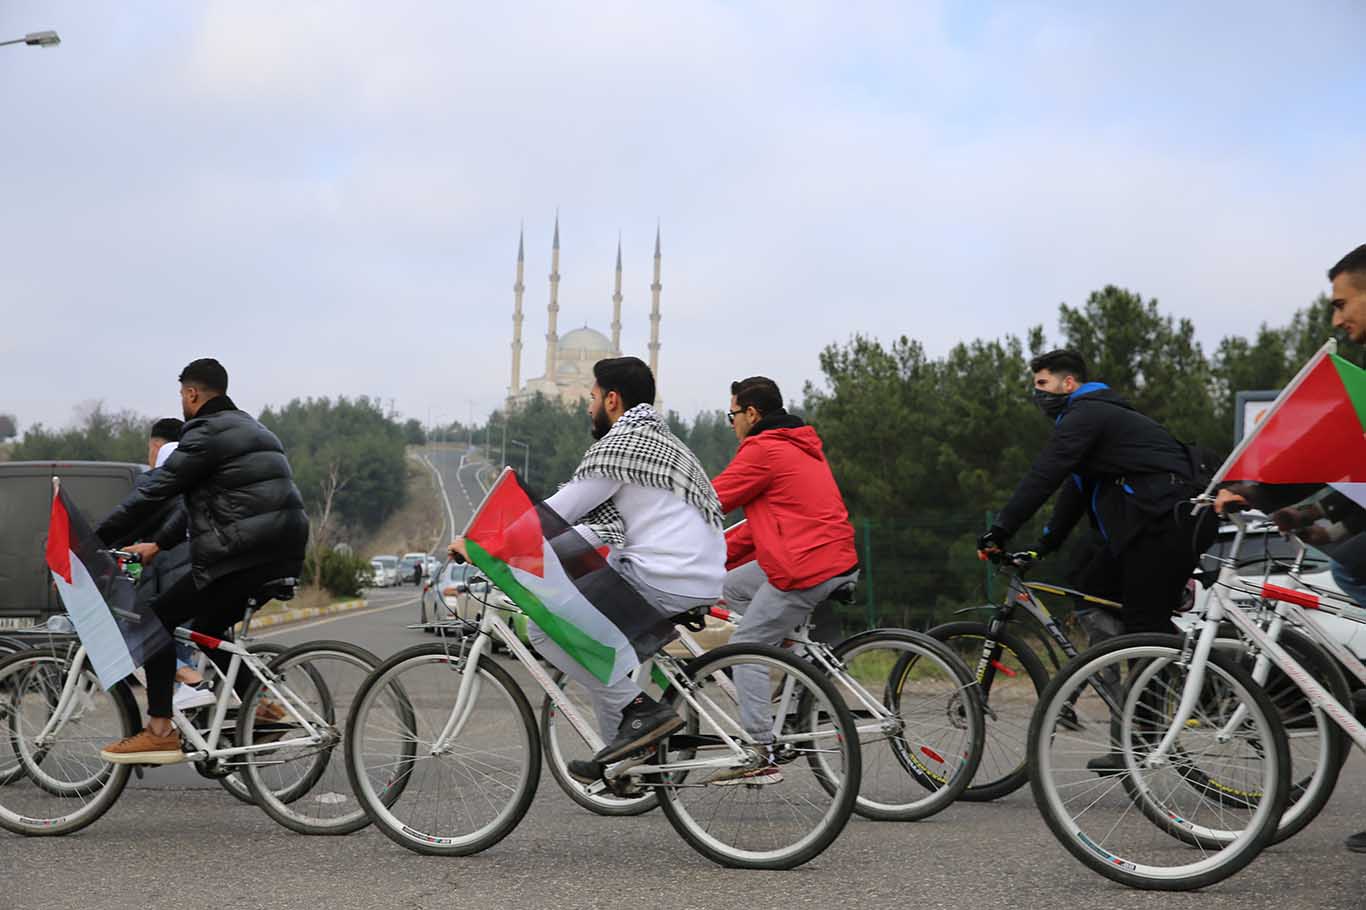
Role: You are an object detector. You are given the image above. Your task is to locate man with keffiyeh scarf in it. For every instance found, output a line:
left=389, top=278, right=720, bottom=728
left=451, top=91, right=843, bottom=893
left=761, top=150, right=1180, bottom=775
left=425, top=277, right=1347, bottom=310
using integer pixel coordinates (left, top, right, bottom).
left=469, top=356, right=726, bottom=782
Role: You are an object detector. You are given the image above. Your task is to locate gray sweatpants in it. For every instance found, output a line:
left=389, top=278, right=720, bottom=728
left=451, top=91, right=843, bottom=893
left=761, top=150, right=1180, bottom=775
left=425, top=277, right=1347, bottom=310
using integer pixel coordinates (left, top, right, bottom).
left=529, top=555, right=715, bottom=742
left=725, top=561, right=859, bottom=742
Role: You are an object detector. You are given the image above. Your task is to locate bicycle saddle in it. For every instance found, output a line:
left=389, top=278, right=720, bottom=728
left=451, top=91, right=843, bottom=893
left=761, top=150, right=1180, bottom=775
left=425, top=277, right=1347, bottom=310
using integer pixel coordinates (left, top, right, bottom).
left=251, top=577, right=299, bottom=604
left=674, top=606, right=711, bottom=632
left=828, top=581, right=858, bottom=605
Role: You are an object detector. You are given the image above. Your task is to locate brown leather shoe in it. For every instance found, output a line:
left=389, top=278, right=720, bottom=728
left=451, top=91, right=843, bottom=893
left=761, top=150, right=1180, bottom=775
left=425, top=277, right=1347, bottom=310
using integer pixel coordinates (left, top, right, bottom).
left=100, top=728, right=185, bottom=765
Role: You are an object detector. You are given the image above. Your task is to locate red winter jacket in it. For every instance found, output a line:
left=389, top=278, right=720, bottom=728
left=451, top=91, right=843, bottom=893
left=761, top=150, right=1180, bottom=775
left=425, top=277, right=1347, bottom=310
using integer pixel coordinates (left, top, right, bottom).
left=712, top=422, right=858, bottom=591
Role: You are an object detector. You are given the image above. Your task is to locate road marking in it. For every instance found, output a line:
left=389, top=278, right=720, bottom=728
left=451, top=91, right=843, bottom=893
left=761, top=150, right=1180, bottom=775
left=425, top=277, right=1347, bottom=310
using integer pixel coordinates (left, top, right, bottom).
left=257, top=595, right=420, bottom=638
left=417, top=451, right=458, bottom=549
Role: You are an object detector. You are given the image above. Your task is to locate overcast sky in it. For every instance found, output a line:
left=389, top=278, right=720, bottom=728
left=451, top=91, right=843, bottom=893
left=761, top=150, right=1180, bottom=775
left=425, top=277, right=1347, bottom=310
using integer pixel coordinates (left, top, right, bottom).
left=3, top=2, right=1364, bottom=434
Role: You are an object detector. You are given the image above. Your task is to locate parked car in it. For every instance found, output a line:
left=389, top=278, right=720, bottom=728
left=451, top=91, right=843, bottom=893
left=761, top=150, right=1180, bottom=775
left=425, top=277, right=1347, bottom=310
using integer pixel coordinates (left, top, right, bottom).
left=0, top=460, right=144, bottom=628
left=1186, top=515, right=1366, bottom=661
left=418, top=561, right=533, bottom=651
left=370, top=555, right=399, bottom=588
left=398, top=552, right=427, bottom=585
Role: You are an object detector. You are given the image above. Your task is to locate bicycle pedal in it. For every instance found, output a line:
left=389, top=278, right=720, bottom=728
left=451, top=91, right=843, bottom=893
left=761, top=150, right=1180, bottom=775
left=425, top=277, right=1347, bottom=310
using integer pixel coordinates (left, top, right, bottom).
left=603, top=745, right=656, bottom=781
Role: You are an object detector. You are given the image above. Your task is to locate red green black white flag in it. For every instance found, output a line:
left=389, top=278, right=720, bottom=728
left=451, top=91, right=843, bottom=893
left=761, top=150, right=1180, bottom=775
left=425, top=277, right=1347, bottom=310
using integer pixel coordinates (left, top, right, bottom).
left=463, top=468, right=678, bottom=685
left=46, top=481, right=172, bottom=688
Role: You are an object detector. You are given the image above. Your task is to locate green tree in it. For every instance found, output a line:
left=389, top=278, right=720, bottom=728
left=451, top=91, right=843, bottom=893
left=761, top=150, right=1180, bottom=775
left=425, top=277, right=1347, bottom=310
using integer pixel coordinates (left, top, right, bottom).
left=402, top=418, right=427, bottom=446
left=259, top=397, right=407, bottom=535
left=11, top=403, right=150, bottom=463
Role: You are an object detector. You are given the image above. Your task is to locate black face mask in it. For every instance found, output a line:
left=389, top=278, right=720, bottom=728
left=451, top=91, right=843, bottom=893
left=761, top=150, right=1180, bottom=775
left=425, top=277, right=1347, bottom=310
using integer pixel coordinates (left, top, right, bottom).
left=1032, top=387, right=1071, bottom=420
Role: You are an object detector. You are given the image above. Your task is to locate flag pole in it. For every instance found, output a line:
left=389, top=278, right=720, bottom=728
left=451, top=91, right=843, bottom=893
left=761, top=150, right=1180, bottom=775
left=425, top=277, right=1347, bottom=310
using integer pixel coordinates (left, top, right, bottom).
left=1201, top=338, right=1338, bottom=498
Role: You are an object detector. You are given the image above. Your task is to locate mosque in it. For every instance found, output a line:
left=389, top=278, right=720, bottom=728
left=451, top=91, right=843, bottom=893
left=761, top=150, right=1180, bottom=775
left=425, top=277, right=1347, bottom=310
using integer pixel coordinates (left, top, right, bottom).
left=507, top=216, right=663, bottom=409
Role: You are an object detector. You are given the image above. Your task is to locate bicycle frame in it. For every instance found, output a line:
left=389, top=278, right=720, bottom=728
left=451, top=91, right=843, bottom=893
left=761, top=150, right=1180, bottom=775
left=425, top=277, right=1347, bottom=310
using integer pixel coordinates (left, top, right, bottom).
left=1143, top=511, right=1366, bottom=768
left=673, top=611, right=908, bottom=745
left=33, top=627, right=332, bottom=765
left=426, top=593, right=761, bottom=785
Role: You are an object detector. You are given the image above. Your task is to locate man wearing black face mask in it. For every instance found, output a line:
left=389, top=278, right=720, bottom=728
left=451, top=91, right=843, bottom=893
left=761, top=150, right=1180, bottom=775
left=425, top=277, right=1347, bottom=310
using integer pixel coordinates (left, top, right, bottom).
left=977, top=349, right=1215, bottom=640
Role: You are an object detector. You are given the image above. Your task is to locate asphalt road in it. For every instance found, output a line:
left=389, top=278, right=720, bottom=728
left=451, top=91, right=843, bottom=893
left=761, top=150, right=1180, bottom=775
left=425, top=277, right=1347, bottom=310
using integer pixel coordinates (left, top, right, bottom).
left=3, top=458, right=1365, bottom=909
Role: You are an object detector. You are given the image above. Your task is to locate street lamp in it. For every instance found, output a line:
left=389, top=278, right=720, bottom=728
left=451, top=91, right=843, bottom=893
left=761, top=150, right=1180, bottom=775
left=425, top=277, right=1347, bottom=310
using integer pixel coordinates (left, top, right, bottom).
left=0, top=30, right=61, bottom=48
left=509, top=439, right=530, bottom=480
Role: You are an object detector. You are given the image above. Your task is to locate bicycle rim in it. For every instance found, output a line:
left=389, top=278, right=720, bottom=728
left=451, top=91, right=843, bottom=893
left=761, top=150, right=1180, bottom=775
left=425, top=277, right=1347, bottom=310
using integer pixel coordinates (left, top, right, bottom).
left=0, top=650, right=135, bottom=836
left=345, top=645, right=539, bottom=856
left=239, top=641, right=378, bottom=835
left=929, top=623, right=1048, bottom=800
left=1029, top=637, right=1287, bottom=890
left=541, top=669, right=657, bottom=816
left=824, top=631, right=983, bottom=820
left=656, top=644, right=860, bottom=870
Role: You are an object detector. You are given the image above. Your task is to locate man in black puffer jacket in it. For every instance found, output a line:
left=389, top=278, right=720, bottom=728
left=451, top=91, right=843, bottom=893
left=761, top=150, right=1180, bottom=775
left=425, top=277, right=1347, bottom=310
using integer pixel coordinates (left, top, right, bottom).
left=977, top=349, right=1216, bottom=636
left=94, top=358, right=309, bottom=764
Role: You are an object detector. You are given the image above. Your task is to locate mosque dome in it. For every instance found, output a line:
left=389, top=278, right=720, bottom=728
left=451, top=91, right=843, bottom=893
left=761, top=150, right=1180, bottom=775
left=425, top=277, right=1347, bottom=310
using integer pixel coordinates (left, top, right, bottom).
left=559, top=327, right=614, bottom=356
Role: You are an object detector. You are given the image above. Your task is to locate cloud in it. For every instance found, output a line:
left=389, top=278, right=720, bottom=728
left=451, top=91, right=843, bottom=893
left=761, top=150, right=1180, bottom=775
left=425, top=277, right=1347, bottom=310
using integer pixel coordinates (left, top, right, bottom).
left=1, top=1, right=1362, bottom=435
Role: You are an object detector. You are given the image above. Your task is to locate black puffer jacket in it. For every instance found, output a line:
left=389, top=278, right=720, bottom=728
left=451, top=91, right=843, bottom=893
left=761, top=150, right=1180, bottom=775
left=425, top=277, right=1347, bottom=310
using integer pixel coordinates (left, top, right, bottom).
left=994, top=384, right=1198, bottom=554
left=97, top=396, right=309, bottom=587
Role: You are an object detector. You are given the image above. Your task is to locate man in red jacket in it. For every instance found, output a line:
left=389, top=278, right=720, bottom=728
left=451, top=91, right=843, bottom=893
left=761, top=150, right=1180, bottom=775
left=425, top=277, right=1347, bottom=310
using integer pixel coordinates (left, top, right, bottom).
left=710, top=376, right=860, bottom=784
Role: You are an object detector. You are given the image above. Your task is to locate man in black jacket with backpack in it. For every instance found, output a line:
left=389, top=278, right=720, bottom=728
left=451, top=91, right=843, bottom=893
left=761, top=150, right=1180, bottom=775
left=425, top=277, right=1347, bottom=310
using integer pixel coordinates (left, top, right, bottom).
left=94, top=358, right=309, bottom=764
left=977, top=349, right=1216, bottom=636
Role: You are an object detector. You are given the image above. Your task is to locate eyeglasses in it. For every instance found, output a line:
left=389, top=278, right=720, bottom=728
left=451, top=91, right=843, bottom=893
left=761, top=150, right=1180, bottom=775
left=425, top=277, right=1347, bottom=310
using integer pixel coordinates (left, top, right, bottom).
left=726, top=408, right=746, bottom=425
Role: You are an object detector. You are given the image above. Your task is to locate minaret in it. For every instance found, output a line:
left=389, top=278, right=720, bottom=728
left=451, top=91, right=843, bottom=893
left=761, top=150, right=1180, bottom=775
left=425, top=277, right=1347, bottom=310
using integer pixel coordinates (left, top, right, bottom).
left=610, top=234, right=623, bottom=355
left=648, top=223, right=663, bottom=399
left=545, top=214, right=561, bottom=383
left=509, top=226, right=525, bottom=401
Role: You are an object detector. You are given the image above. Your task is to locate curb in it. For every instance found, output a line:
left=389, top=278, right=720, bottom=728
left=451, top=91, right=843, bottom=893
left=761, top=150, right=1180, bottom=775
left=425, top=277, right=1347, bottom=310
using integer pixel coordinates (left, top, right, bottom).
left=250, top=598, right=368, bottom=629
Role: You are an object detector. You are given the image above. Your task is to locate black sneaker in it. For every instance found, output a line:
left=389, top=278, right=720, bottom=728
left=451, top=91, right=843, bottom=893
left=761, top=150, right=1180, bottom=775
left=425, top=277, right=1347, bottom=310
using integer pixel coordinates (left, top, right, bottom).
left=567, top=759, right=604, bottom=784
left=1346, top=831, right=1366, bottom=853
left=1086, top=752, right=1127, bottom=776
left=593, top=694, right=684, bottom=763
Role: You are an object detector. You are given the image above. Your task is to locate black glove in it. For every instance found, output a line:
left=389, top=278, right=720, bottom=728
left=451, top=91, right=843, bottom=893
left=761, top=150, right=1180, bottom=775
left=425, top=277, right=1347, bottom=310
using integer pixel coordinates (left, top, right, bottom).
left=976, top=526, right=1009, bottom=553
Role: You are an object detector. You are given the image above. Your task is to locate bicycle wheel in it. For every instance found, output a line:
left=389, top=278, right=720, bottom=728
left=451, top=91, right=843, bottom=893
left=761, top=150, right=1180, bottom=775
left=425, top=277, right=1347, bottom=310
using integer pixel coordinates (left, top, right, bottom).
left=211, top=641, right=288, bottom=805
left=540, top=668, right=658, bottom=817
left=1213, top=627, right=1349, bottom=846
left=655, top=643, right=861, bottom=870
left=0, top=648, right=139, bottom=836
left=1029, top=634, right=1289, bottom=891
left=238, top=640, right=382, bottom=835
left=927, top=620, right=1050, bottom=801
left=345, top=642, right=539, bottom=856
left=817, top=629, right=983, bottom=820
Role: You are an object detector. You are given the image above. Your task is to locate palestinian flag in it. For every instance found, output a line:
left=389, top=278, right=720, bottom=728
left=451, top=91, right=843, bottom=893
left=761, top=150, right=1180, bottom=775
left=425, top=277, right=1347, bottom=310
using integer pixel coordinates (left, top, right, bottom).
left=1212, top=342, right=1366, bottom=508
left=46, top=481, right=172, bottom=688
left=463, top=468, right=677, bottom=685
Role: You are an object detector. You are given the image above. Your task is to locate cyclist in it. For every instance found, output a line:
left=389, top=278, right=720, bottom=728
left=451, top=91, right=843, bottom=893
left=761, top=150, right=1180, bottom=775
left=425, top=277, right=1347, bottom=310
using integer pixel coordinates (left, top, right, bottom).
left=1216, top=243, right=1366, bottom=853
left=978, top=349, right=1216, bottom=773
left=450, top=356, right=725, bottom=783
left=709, top=376, right=859, bottom=784
left=94, top=358, right=309, bottom=764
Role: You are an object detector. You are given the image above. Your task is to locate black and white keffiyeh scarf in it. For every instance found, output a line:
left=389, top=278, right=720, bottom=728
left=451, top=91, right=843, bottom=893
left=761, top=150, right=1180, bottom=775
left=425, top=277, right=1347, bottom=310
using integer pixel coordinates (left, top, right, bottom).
left=573, top=404, right=724, bottom=546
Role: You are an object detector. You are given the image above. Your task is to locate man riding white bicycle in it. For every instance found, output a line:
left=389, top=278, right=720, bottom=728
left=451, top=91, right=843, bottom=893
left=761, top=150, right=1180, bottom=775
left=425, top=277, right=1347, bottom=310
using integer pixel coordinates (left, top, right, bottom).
left=1216, top=242, right=1366, bottom=854
left=710, top=376, right=860, bottom=784
left=94, top=358, right=309, bottom=764
left=450, top=356, right=725, bottom=783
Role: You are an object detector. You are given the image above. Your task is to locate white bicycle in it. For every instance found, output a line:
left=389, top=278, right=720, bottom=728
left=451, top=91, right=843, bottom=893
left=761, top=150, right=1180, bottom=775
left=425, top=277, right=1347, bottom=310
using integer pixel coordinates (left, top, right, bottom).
left=344, top=561, right=864, bottom=870
left=1028, top=506, right=1366, bottom=890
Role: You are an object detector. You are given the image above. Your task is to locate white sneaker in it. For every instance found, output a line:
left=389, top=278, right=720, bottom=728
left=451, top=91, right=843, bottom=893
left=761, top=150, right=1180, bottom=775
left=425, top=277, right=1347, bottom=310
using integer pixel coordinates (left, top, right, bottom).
left=173, top=682, right=216, bottom=712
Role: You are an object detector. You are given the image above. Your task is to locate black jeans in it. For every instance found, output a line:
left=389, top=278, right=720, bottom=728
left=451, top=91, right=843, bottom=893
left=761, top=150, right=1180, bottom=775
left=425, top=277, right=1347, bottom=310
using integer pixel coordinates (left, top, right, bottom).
left=143, top=561, right=300, bottom=719
left=1115, top=508, right=1218, bottom=635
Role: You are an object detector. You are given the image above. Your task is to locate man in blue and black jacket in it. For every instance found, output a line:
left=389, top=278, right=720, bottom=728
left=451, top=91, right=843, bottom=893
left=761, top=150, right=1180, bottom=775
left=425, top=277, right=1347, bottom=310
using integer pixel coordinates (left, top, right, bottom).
left=977, top=349, right=1216, bottom=636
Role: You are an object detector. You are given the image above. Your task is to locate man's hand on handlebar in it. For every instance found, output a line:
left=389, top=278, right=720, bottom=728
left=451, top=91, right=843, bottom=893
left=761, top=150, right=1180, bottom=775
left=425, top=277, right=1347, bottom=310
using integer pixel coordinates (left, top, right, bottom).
left=124, top=542, right=159, bottom=565
left=447, top=538, right=469, bottom=565
left=1213, top=487, right=1250, bottom=515
left=975, top=527, right=1008, bottom=561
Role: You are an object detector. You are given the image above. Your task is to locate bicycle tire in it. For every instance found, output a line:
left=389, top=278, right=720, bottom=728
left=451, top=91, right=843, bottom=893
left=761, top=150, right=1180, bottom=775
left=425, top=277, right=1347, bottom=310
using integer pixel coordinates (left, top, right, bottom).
left=540, top=668, right=658, bottom=817
left=655, top=643, right=861, bottom=870
left=927, top=620, right=1050, bottom=801
left=238, top=640, right=383, bottom=835
left=0, top=648, right=139, bottom=837
left=1029, top=633, right=1289, bottom=891
left=212, top=641, right=290, bottom=805
left=814, top=628, right=984, bottom=820
left=345, top=642, right=540, bottom=856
